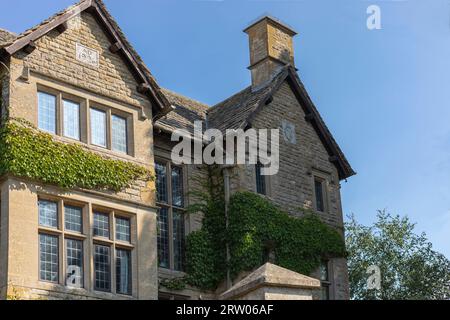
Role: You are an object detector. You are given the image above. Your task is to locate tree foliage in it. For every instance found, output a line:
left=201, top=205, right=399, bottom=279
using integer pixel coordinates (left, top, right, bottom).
left=346, top=211, right=450, bottom=300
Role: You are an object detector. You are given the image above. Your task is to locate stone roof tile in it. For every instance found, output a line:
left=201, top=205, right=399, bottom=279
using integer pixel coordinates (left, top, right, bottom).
left=0, top=28, right=17, bottom=48
left=156, top=89, right=209, bottom=134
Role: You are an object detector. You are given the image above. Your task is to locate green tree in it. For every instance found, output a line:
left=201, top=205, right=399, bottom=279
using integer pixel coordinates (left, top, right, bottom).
left=346, top=211, right=450, bottom=300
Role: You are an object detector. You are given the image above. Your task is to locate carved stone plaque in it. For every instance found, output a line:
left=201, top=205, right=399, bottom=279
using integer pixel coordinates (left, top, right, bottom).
left=76, top=43, right=99, bottom=68
left=281, top=120, right=297, bottom=144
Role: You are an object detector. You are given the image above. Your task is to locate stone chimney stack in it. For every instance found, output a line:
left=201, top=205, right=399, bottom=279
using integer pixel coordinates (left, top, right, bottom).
left=244, top=16, right=297, bottom=88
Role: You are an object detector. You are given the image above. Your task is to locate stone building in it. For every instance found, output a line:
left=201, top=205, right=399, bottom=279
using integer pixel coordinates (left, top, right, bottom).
left=0, top=0, right=354, bottom=300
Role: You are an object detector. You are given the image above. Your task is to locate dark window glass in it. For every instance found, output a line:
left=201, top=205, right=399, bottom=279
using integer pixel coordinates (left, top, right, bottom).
left=157, top=207, right=170, bottom=269
left=315, top=178, right=325, bottom=212
left=65, top=205, right=82, bottom=233
left=93, top=212, right=110, bottom=238
left=256, top=163, right=266, bottom=195
left=320, top=286, right=330, bottom=300
left=173, top=210, right=185, bottom=272
left=155, top=162, right=168, bottom=203
left=116, top=249, right=132, bottom=295
left=94, top=245, right=111, bottom=292
left=39, top=234, right=59, bottom=282
left=116, top=217, right=131, bottom=243
left=39, top=200, right=58, bottom=229
left=38, top=92, right=57, bottom=134
left=171, top=166, right=184, bottom=207
left=66, top=239, right=83, bottom=288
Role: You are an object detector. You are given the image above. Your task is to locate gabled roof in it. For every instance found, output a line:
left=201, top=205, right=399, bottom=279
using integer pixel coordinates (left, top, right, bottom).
left=156, top=89, right=209, bottom=135
left=0, top=0, right=171, bottom=119
left=208, top=65, right=356, bottom=180
left=207, top=69, right=287, bottom=133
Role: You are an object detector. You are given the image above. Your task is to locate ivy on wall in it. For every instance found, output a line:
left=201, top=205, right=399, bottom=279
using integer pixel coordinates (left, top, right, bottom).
left=0, top=119, right=152, bottom=191
left=161, top=167, right=347, bottom=292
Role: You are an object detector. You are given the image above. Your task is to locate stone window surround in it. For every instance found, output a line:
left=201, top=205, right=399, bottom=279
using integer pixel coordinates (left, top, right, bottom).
left=37, top=194, right=137, bottom=298
left=36, top=83, right=135, bottom=157
left=311, top=169, right=331, bottom=214
left=155, top=155, right=188, bottom=274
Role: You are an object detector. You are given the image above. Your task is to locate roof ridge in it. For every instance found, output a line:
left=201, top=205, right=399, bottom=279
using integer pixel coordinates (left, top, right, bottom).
left=161, top=88, right=210, bottom=110
left=209, top=65, right=290, bottom=113
left=209, top=86, right=252, bottom=112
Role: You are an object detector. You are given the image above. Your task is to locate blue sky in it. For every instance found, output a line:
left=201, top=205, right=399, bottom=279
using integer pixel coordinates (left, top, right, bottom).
left=2, top=0, right=449, bottom=257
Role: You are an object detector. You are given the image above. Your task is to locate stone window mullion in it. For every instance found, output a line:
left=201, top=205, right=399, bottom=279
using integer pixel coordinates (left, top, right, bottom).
left=86, top=203, right=93, bottom=291
left=167, top=162, right=175, bottom=271
left=106, top=108, right=112, bottom=150
left=57, top=92, right=63, bottom=136
left=111, top=211, right=117, bottom=292
left=58, top=199, right=65, bottom=285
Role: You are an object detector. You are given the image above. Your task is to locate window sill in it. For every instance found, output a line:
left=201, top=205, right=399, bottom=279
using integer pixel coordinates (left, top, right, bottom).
left=158, top=268, right=187, bottom=278
left=115, top=241, right=135, bottom=250
left=50, top=134, right=141, bottom=164
left=36, top=282, right=136, bottom=300
left=38, top=226, right=62, bottom=235
left=64, top=231, right=87, bottom=239
left=93, top=237, right=114, bottom=245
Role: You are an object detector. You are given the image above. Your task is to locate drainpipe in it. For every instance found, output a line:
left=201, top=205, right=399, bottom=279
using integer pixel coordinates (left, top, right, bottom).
left=222, top=165, right=233, bottom=290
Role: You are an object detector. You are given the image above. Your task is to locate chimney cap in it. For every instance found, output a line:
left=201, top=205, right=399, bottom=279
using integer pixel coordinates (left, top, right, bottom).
left=243, top=15, right=297, bottom=36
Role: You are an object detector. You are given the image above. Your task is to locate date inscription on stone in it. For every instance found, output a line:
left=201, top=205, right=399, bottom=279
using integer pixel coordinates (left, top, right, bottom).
left=76, top=43, right=99, bottom=68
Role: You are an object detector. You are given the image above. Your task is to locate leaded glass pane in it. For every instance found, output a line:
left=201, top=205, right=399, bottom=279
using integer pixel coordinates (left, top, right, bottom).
left=66, top=239, right=83, bottom=288
left=39, top=234, right=59, bottom=282
left=63, top=99, right=80, bottom=140
left=65, top=205, right=82, bottom=233
left=155, top=162, right=168, bottom=203
left=93, top=212, right=110, bottom=238
left=90, top=108, right=107, bottom=147
left=38, top=92, right=56, bottom=134
left=173, top=210, right=185, bottom=272
left=116, top=217, right=131, bottom=243
left=171, top=166, right=184, bottom=208
left=39, top=200, right=58, bottom=229
left=157, top=207, right=169, bottom=269
left=112, top=115, right=127, bottom=154
left=94, top=245, right=111, bottom=292
left=116, top=249, right=132, bottom=295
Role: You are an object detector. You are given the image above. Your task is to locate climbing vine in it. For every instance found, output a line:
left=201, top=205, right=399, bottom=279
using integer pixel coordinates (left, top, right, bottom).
left=0, top=119, right=152, bottom=191
left=169, top=167, right=347, bottom=291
